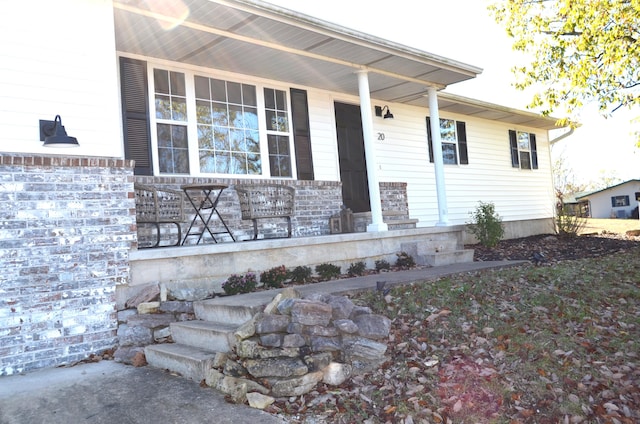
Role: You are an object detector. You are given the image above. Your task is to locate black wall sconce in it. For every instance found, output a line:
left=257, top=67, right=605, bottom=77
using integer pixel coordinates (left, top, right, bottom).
left=39, top=115, right=79, bottom=147
left=374, top=105, right=394, bottom=119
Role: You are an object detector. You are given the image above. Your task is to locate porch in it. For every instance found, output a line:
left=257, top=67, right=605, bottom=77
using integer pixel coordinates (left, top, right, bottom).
left=125, top=176, right=473, bottom=308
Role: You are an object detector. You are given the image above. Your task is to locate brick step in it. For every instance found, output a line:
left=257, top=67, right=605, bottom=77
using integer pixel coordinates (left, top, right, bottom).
left=425, top=249, right=475, bottom=267
left=170, top=320, right=239, bottom=353
left=145, top=343, right=218, bottom=382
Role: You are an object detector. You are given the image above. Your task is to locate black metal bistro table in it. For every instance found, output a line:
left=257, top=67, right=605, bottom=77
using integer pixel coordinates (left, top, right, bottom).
left=181, top=184, right=236, bottom=245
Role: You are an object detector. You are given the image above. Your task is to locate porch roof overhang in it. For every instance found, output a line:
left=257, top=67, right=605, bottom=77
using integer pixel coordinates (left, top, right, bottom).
left=113, top=0, right=560, bottom=131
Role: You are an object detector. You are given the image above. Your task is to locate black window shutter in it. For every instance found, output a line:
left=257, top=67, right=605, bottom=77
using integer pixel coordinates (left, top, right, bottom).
left=509, top=130, right=519, bottom=168
left=530, top=133, right=538, bottom=169
left=120, top=57, right=152, bottom=176
left=611, top=197, right=616, bottom=207
left=290, top=88, right=314, bottom=180
left=457, top=121, right=468, bottom=165
left=426, top=117, right=434, bottom=163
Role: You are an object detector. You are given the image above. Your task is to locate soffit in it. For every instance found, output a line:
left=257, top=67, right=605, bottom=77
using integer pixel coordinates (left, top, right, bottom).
left=113, top=0, right=560, bottom=131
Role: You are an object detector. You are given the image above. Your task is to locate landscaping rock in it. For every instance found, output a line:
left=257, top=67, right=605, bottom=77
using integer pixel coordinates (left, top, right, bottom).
left=246, top=392, right=275, bottom=409
left=125, top=284, right=160, bottom=308
left=137, top=301, right=160, bottom=314
left=353, top=314, right=391, bottom=340
left=268, top=371, right=324, bottom=397
left=322, top=362, right=352, bottom=386
left=291, top=300, right=332, bottom=326
left=243, top=357, right=308, bottom=378
left=117, top=324, right=153, bottom=347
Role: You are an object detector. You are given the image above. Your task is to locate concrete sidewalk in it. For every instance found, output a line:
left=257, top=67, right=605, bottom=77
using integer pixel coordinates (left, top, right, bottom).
left=0, top=260, right=524, bottom=424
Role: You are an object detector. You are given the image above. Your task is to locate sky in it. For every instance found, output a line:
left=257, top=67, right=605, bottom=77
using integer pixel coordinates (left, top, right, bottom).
left=268, top=0, right=639, bottom=187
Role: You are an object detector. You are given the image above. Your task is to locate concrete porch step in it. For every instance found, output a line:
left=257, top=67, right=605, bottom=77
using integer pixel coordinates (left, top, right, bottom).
left=145, top=343, right=217, bottom=382
left=425, top=249, right=475, bottom=267
left=170, top=320, right=239, bottom=353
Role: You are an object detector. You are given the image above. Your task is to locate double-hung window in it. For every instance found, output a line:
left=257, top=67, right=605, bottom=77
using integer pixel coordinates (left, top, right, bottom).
left=426, top=117, right=468, bottom=165
left=150, top=66, right=294, bottom=177
left=154, top=69, right=189, bottom=174
left=509, top=130, right=538, bottom=170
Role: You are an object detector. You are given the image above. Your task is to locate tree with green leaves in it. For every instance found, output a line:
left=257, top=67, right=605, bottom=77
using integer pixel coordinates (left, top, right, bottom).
left=490, top=0, right=640, bottom=136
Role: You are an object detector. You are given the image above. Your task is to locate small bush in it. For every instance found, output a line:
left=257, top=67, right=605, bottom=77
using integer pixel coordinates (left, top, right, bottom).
left=260, top=265, right=289, bottom=288
left=467, top=201, right=505, bottom=248
left=375, top=259, right=391, bottom=272
left=347, top=261, right=367, bottom=277
left=289, top=265, right=313, bottom=284
left=222, top=273, right=257, bottom=295
left=315, top=263, right=342, bottom=281
left=395, top=252, right=416, bottom=269
left=555, top=206, right=586, bottom=237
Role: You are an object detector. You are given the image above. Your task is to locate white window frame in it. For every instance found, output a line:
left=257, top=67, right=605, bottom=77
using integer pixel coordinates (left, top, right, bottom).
left=148, top=63, right=296, bottom=178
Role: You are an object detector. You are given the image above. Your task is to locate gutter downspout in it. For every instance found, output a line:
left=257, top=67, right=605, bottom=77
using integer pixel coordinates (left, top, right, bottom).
left=356, top=70, right=388, bottom=232
left=428, top=87, right=449, bottom=226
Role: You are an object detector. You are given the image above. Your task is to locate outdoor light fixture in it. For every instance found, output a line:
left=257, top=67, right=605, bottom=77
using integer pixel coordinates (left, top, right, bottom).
left=374, top=105, right=394, bottom=119
left=39, top=115, right=79, bottom=147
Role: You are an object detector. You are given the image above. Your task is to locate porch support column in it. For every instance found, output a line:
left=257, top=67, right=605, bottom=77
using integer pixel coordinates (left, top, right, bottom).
left=356, top=70, right=388, bottom=232
left=428, top=87, right=449, bottom=226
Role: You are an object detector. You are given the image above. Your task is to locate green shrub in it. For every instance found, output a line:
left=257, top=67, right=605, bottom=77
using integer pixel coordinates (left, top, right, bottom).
left=375, top=259, right=391, bottom=272
left=467, top=201, right=505, bottom=248
left=289, top=265, right=313, bottom=284
left=315, top=263, right=342, bottom=281
left=260, top=265, right=289, bottom=288
left=347, top=261, right=367, bottom=277
left=555, top=206, right=586, bottom=237
left=395, top=252, right=416, bottom=269
left=222, top=273, right=257, bottom=295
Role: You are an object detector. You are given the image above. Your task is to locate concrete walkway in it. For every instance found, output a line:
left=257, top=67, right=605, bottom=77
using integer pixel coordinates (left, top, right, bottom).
left=0, top=260, right=524, bottom=424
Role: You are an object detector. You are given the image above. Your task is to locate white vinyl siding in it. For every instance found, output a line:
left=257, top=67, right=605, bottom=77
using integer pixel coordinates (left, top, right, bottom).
left=0, top=0, right=122, bottom=157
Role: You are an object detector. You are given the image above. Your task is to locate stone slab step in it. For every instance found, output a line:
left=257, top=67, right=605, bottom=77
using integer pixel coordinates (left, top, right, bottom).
left=145, top=343, right=217, bottom=382
left=171, top=320, right=238, bottom=353
left=194, top=299, right=264, bottom=324
left=424, top=249, right=475, bottom=267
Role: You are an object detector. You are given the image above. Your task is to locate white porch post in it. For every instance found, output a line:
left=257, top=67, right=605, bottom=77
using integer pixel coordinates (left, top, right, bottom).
left=428, top=87, right=449, bottom=226
left=356, top=70, right=388, bottom=232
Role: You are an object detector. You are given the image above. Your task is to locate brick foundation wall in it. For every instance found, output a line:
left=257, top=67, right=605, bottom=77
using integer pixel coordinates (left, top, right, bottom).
left=0, top=154, right=135, bottom=375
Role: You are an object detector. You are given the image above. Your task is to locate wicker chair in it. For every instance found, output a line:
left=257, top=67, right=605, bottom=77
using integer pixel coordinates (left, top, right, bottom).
left=134, top=183, right=184, bottom=247
left=235, top=184, right=295, bottom=240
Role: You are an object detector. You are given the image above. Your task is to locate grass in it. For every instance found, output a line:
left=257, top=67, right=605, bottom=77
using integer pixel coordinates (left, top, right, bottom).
left=289, top=245, right=640, bottom=423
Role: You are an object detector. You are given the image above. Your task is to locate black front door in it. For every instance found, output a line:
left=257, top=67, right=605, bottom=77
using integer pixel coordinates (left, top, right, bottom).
left=334, top=102, right=370, bottom=213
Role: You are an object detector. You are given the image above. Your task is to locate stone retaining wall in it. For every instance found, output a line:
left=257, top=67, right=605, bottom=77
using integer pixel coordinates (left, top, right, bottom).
left=207, top=288, right=391, bottom=403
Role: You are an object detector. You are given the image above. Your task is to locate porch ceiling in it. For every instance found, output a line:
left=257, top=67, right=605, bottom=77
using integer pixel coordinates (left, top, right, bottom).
left=113, top=0, right=561, bottom=131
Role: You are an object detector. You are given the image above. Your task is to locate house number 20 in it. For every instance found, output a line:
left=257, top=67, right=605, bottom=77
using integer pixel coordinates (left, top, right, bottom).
left=377, top=132, right=385, bottom=141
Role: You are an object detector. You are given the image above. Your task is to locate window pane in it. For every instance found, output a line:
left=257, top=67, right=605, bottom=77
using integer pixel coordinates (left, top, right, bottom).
left=212, top=103, right=228, bottom=126
left=440, top=119, right=456, bottom=142
left=230, top=129, right=245, bottom=151
left=154, top=69, right=169, bottom=94
left=227, top=82, right=242, bottom=104
left=211, top=79, right=226, bottom=102
left=275, top=90, right=287, bottom=110
left=243, top=84, right=257, bottom=106
left=518, top=131, right=530, bottom=150
left=266, top=110, right=278, bottom=131
left=264, top=88, right=275, bottom=109
left=196, top=101, right=212, bottom=124
left=200, top=154, right=215, bottom=173
left=276, top=111, right=289, bottom=132
left=229, top=104, right=243, bottom=128
left=231, top=152, right=247, bottom=174
left=157, top=123, right=171, bottom=147
left=170, top=71, right=186, bottom=96
left=519, top=151, right=531, bottom=169
left=442, top=143, right=457, bottom=164
left=247, top=153, right=261, bottom=175
left=216, top=152, right=230, bottom=173
left=194, top=76, right=210, bottom=99
left=157, top=123, right=189, bottom=174
left=214, top=127, right=230, bottom=150
left=244, top=106, right=258, bottom=130
left=267, top=134, right=292, bottom=177
left=171, top=97, right=187, bottom=121
left=155, top=95, right=171, bottom=119
left=197, top=125, right=213, bottom=149
left=172, top=125, right=188, bottom=148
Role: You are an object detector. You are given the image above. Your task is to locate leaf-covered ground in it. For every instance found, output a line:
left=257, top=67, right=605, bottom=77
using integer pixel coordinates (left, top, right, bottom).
left=270, top=235, right=640, bottom=423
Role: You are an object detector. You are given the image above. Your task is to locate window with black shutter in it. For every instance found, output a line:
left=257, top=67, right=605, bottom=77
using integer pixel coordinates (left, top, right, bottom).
left=509, top=129, right=538, bottom=170
left=426, top=117, right=468, bottom=165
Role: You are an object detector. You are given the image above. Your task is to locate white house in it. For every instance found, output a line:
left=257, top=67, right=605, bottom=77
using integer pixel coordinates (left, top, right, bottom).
left=0, top=0, right=564, bottom=375
left=576, top=180, right=640, bottom=219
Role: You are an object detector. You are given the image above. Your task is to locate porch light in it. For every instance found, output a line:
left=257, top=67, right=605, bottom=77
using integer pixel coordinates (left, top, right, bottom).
left=374, top=105, right=394, bottom=119
left=39, top=115, right=79, bottom=147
